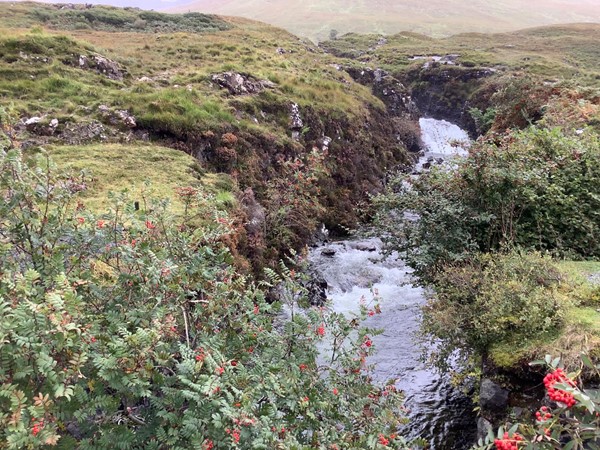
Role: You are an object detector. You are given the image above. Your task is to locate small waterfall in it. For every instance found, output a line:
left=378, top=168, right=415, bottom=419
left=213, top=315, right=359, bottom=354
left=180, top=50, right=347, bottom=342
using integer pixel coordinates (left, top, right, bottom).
left=308, top=118, right=476, bottom=449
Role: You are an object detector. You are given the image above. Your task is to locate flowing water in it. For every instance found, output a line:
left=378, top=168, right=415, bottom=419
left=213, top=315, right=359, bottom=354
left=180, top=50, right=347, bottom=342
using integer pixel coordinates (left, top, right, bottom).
left=308, top=118, right=475, bottom=449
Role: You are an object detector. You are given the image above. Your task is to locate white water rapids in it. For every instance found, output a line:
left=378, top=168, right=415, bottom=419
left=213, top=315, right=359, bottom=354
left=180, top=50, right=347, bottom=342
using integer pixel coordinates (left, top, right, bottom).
left=308, top=118, right=474, bottom=449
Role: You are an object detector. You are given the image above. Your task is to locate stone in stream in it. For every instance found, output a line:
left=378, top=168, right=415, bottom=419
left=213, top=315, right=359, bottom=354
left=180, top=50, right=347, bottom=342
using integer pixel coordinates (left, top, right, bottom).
left=479, top=379, right=509, bottom=412
left=353, top=243, right=377, bottom=252
left=321, top=248, right=336, bottom=257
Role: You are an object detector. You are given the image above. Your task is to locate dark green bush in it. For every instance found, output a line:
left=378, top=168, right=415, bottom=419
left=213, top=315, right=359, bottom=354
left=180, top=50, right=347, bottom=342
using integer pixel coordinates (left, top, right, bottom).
left=374, top=126, right=600, bottom=280
left=422, top=252, right=567, bottom=371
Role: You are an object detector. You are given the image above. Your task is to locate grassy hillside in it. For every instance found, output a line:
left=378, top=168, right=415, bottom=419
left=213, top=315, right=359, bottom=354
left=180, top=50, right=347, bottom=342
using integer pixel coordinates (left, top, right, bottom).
left=41, top=143, right=235, bottom=213
left=0, top=2, right=418, bottom=270
left=170, top=0, right=600, bottom=42
left=322, top=23, right=600, bottom=86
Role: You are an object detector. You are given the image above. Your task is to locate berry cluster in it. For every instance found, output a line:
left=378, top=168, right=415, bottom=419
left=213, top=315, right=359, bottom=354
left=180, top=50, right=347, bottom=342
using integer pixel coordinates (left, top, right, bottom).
left=376, top=433, right=397, bottom=446
left=543, top=368, right=577, bottom=408
left=494, top=432, right=524, bottom=450
left=535, top=406, right=552, bottom=422
left=31, top=418, right=44, bottom=437
left=195, top=348, right=205, bottom=362
left=378, top=433, right=390, bottom=446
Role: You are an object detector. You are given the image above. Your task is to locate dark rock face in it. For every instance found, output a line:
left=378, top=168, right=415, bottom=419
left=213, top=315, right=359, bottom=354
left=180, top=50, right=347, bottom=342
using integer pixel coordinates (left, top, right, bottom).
left=403, top=64, right=496, bottom=136
left=480, top=379, right=509, bottom=413
left=211, top=72, right=276, bottom=95
left=477, top=417, right=494, bottom=442
left=345, top=66, right=418, bottom=118
left=304, top=272, right=328, bottom=306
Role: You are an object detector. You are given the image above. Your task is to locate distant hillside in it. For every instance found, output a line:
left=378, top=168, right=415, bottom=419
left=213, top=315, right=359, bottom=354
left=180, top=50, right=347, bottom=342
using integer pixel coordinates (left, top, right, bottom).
left=170, top=0, right=600, bottom=42
left=1, top=0, right=193, bottom=10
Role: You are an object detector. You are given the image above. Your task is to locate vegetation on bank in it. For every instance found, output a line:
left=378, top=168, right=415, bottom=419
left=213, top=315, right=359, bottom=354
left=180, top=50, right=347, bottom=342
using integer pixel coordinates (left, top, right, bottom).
left=0, top=3, right=230, bottom=34
left=374, top=122, right=600, bottom=370
left=321, top=25, right=600, bottom=87
left=0, top=3, right=416, bottom=270
left=0, top=147, right=412, bottom=449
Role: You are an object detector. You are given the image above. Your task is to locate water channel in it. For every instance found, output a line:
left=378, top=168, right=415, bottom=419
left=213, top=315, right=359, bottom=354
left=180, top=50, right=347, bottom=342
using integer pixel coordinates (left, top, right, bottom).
left=309, top=118, right=475, bottom=449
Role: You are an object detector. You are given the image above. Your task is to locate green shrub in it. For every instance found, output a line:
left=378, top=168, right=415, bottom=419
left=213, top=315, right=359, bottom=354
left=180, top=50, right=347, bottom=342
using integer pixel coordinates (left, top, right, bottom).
left=0, top=147, right=410, bottom=449
left=422, top=252, right=568, bottom=371
left=374, top=126, right=600, bottom=280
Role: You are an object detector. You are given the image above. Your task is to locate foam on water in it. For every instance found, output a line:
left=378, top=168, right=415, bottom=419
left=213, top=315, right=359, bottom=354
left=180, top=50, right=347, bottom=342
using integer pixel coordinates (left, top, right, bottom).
left=310, top=238, right=475, bottom=448
left=307, top=119, right=477, bottom=449
left=416, top=118, right=470, bottom=171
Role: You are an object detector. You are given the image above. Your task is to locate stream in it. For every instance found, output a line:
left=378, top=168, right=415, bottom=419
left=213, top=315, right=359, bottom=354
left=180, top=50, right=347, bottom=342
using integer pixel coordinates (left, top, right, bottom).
left=309, top=118, right=475, bottom=449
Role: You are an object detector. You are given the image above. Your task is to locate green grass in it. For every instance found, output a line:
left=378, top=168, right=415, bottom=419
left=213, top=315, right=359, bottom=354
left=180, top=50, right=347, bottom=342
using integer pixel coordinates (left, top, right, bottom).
left=0, top=11, right=382, bottom=132
left=42, top=143, right=235, bottom=213
left=0, top=2, right=230, bottom=34
left=490, top=260, right=600, bottom=370
left=322, top=24, right=600, bottom=87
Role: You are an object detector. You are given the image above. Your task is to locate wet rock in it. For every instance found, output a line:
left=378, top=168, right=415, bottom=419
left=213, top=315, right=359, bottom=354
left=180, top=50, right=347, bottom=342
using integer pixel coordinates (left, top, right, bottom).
left=477, top=417, right=494, bottom=442
left=211, top=72, right=275, bottom=95
left=354, top=243, right=377, bottom=252
left=304, top=272, right=328, bottom=306
left=480, top=379, right=509, bottom=412
left=275, top=47, right=286, bottom=54
left=321, top=248, right=336, bottom=257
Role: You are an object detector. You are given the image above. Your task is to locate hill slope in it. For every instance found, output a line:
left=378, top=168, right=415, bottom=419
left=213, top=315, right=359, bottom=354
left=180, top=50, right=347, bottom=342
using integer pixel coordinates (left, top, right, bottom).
left=170, top=0, right=600, bottom=42
left=0, top=2, right=418, bottom=270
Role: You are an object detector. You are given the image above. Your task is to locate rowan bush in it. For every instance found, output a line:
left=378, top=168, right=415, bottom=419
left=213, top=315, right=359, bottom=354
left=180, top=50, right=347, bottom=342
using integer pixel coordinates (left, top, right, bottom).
left=0, top=147, right=409, bottom=449
left=475, top=355, right=600, bottom=450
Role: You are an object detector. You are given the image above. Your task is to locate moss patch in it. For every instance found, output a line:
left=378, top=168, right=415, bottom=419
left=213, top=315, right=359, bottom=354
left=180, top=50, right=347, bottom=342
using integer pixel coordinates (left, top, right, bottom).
left=41, top=143, right=235, bottom=213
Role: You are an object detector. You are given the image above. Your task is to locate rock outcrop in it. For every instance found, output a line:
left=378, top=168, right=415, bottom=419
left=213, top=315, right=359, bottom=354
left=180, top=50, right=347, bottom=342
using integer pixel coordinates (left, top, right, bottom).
left=211, top=72, right=276, bottom=95
left=65, top=53, right=126, bottom=80
left=403, top=64, right=497, bottom=136
left=479, top=378, right=509, bottom=413
left=345, top=66, right=418, bottom=118
left=98, top=105, right=137, bottom=130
